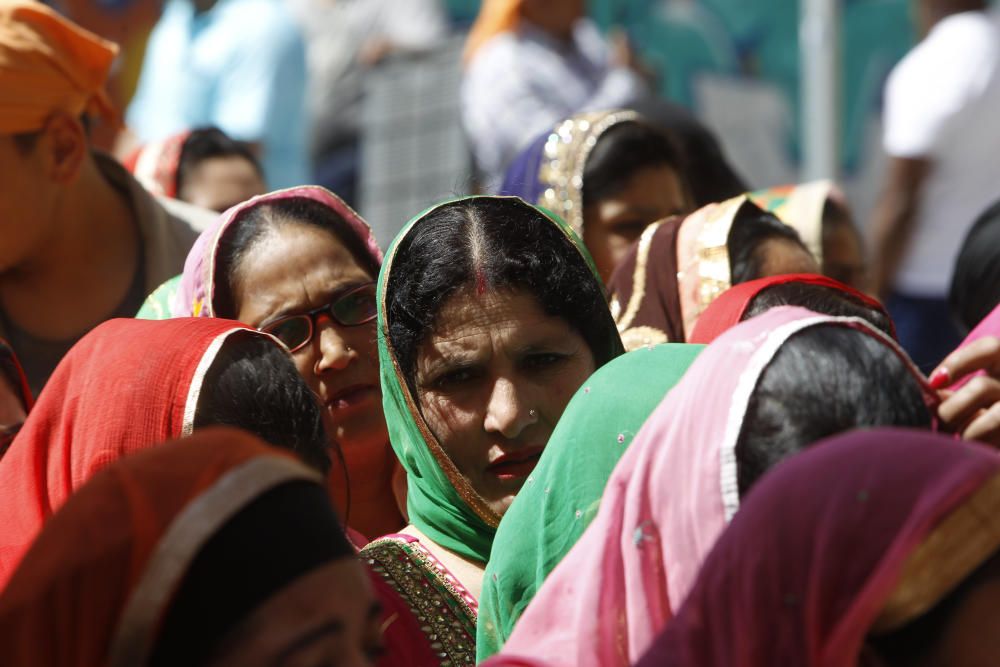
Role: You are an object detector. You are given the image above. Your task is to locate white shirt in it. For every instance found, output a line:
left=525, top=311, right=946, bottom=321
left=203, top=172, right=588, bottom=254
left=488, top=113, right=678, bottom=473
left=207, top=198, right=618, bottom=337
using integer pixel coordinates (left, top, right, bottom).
left=462, top=20, right=648, bottom=188
left=883, top=9, right=1000, bottom=296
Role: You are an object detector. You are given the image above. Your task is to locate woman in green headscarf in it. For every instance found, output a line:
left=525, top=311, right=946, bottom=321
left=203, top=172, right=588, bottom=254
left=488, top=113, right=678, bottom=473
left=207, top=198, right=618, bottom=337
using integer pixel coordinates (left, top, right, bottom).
left=476, top=342, right=703, bottom=661
left=360, top=196, right=623, bottom=665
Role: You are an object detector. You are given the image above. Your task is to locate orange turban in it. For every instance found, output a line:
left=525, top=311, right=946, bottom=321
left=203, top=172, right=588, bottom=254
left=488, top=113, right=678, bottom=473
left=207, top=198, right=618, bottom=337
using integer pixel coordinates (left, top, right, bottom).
left=0, top=1, right=118, bottom=134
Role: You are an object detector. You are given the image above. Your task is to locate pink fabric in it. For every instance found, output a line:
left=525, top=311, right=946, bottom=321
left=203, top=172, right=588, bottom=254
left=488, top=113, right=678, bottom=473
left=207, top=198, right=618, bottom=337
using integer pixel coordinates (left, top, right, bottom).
left=635, top=429, right=1000, bottom=666
left=172, top=186, right=383, bottom=318
left=487, top=307, right=932, bottom=667
left=948, top=303, right=1000, bottom=390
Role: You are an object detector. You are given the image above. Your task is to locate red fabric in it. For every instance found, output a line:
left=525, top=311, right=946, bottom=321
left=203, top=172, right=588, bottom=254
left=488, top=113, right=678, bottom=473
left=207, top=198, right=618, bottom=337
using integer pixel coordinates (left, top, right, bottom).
left=0, top=428, right=303, bottom=667
left=0, top=317, right=254, bottom=589
left=125, top=130, right=191, bottom=199
left=635, top=429, right=1000, bottom=667
left=689, top=273, right=892, bottom=344
left=0, top=337, right=32, bottom=412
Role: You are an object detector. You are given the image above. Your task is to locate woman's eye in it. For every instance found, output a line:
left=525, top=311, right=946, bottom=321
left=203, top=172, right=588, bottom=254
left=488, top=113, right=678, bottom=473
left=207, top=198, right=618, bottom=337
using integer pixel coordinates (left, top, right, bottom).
left=524, top=353, right=565, bottom=370
left=432, top=367, right=478, bottom=389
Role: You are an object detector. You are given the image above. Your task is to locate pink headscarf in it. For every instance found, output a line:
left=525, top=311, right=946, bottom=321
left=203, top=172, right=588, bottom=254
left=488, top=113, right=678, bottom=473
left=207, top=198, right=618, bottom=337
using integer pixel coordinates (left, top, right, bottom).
left=172, top=186, right=383, bottom=318
left=635, top=429, right=1000, bottom=666
left=486, top=307, right=932, bottom=667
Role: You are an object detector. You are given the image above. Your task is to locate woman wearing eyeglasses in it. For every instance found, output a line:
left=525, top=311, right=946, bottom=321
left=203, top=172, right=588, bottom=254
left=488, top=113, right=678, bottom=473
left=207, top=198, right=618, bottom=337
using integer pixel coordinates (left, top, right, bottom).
left=170, top=186, right=404, bottom=541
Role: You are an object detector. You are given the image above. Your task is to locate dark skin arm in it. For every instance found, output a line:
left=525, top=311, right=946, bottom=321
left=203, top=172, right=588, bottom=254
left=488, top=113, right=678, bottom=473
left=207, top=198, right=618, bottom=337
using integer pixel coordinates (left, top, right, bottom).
left=870, top=156, right=932, bottom=298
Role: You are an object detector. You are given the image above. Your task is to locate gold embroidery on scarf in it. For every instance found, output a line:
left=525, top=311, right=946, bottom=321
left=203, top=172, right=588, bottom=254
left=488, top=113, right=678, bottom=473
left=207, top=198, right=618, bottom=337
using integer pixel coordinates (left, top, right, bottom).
left=872, top=472, right=1000, bottom=635
left=693, top=208, right=734, bottom=316
left=363, top=537, right=477, bottom=665
left=537, top=110, right=639, bottom=238
left=614, top=221, right=663, bottom=333
left=620, top=326, right=669, bottom=352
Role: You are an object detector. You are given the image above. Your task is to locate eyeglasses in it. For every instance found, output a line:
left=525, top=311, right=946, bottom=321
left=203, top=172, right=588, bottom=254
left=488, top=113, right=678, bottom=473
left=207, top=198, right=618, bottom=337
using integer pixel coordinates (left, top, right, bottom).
left=260, top=283, right=377, bottom=353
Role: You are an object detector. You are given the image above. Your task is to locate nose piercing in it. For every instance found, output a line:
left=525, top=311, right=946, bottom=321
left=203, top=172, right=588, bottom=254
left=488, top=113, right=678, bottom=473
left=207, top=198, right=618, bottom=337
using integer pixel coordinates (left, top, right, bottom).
left=528, top=409, right=538, bottom=419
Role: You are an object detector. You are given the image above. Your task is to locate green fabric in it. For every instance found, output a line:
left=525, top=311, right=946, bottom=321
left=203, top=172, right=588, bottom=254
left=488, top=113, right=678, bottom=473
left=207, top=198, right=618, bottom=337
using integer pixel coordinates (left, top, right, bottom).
left=136, top=275, right=181, bottom=320
left=376, top=195, right=623, bottom=565
left=476, top=343, right=704, bottom=661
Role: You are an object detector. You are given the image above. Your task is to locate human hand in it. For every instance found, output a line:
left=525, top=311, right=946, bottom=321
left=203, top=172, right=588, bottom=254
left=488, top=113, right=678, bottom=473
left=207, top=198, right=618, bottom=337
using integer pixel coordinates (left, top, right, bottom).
left=931, top=337, right=1000, bottom=446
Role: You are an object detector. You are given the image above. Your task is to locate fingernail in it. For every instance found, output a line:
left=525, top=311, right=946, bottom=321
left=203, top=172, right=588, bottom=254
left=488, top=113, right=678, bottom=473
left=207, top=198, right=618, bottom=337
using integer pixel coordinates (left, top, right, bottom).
left=929, top=367, right=951, bottom=389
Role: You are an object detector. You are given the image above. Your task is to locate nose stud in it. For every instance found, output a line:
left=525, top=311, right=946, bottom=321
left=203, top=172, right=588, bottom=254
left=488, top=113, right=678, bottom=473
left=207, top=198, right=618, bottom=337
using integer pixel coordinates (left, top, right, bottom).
left=528, top=409, right=538, bottom=419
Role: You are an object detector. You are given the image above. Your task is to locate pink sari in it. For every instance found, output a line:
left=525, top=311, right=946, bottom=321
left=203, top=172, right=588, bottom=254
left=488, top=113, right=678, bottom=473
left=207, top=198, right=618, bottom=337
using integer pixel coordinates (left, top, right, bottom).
left=636, top=429, right=1000, bottom=666
left=486, top=307, right=931, bottom=667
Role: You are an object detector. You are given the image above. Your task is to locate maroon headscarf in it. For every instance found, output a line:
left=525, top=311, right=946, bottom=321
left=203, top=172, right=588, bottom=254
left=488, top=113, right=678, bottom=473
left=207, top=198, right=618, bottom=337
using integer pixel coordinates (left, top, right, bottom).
left=635, top=428, right=1000, bottom=667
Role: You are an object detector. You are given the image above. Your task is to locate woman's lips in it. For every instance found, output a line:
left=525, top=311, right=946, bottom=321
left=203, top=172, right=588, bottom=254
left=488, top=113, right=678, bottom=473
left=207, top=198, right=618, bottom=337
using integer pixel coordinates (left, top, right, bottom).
left=487, top=446, right=545, bottom=481
left=325, top=384, right=377, bottom=411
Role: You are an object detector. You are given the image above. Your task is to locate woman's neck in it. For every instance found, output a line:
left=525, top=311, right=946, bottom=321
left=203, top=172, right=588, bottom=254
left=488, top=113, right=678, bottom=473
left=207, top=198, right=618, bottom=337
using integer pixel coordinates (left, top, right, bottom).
left=400, top=524, right=486, bottom=602
left=329, top=446, right=404, bottom=541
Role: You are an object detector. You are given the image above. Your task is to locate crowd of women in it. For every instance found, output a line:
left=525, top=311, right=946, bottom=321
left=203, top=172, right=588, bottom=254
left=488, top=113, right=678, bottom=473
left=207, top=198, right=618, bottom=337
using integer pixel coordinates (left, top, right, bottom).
left=5, top=2, right=1000, bottom=667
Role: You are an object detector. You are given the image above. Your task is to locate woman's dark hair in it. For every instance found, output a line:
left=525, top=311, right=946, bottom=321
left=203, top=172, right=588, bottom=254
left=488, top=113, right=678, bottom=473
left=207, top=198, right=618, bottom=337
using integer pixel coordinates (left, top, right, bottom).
left=151, top=480, right=355, bottom=666
left=742, top=282, right=894, bottom=338
left=629, top=97, right=748, bottom=206
left=194, top=332, right=332, bottom=475
left=213, top=197, right=379, bottom=318
left=736, top=326, right=931, bottom=496
left=727, top=207, right=811, bottom=285
left=949, top=198, right=1000, bottom=334
left=176, top=127, right=263, bottom=194
left=581, top=120, right=690, bottom=208
left=865, top=549, right=1000, bottom=666
left=386, top=198, right=619, bottom=392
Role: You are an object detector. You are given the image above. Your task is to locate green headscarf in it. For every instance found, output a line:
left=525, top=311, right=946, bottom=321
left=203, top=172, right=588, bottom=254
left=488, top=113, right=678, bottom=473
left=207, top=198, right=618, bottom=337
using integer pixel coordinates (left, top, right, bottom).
left=476, top=342, right=704, bottom=660
left=376, top=195, right=623, bottom=564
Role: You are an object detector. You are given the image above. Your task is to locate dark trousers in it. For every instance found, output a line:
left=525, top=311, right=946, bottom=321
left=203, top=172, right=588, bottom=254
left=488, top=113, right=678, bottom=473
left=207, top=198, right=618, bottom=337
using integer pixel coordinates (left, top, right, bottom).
left=887, top=291, right=964, bottom=374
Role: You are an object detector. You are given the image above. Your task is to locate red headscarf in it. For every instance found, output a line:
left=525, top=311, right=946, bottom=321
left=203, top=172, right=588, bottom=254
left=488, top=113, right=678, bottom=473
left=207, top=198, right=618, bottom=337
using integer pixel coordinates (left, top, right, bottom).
left=0, top=428, right=325, bottom=667
left=635, top=429, right=1000, bottom=667
left=689, top=273, right=893, bottom=344
left=122, top=130, right=191, bottom=199
left=0, top=317, right=268, bottom=588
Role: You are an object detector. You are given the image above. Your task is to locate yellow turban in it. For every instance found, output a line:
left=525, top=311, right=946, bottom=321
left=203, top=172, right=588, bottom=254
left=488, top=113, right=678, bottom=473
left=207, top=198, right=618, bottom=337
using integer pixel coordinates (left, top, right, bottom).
left=462, top=0, right=522, bottom=65
left=0, top=1, right=118, bottom=134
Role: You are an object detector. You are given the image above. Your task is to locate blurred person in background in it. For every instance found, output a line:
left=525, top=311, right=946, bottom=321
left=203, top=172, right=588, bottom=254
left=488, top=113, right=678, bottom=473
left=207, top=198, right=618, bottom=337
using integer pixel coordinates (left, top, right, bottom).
left=501, top=110, right=694, bottom=283
left=287, top=0, right=447, bottom=207
left=47, top=0, right=165, bottom=152
left=0, top=2, right=201, bottom=395
left=949, top=199, right=1000, bottom=336
left=462, top=0, right=650, bottom=188
left=126, top=0, right=308, bottom=189
left=871, top=0, right=1000, bottom=372
left=751, top=181, right=868, bottom=291
left=126, top=127, right=267, bottom=213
